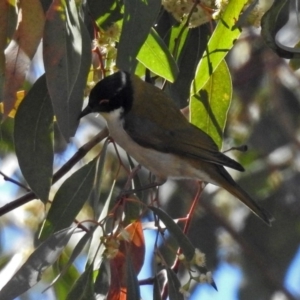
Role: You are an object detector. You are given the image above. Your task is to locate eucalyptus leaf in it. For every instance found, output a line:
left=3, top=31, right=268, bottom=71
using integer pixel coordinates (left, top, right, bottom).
left=14, top=74, right=53, bottom=202
left=0, top=227, right=76, bottom=300
left=66, top=263, right=95, bottom=300
left=137, top=28, right=178, bottom=82
left=149, top=206, right=195, bottom=261
left=190, top=60, right=232, bottom=149
left=117, top=0, right=161, bottom=72
left=126, top=250, right=141, bottom=300
left=43, top=0, right=82, bottom=141
left=87, top=0, right=123, bottom=29
left=166, top=267, right=184, bottom=300
left=39, top=158, right=97, bottom=240
left=261, top=0, right=299, bottom=58
left=191, top=0, right=248, bottom=96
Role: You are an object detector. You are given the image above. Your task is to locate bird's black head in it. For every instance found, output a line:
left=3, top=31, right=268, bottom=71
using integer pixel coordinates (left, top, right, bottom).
left=78, top=71, right=133, bottom=119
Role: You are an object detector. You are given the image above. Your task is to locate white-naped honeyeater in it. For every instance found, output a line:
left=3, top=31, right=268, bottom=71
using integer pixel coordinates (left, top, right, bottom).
left=79, top=71, right=273, bottom=226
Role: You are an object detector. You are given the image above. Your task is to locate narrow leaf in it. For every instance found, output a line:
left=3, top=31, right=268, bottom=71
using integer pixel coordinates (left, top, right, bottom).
left=126, top=250, right=140, bottom=300
left=66, top=263, right=94, bottom=300
left=153, top=275, right=162, bottom=300
left=14, top=74, right=53, bottom=202
left=66, top=18, right=92, bottom=138
left=167, top=26, right=208, bottom=107
left=137, top=29, right=179, bottom=82
left=261, top=0, right=294, bottom=58
left=87, top=181, right=116, bottom=267
left=47, top=226, right=97, bottom=290
left=149, top=206, right=195, bottom=261
left=43, top=0, right=82, bottom=140
left=166, top=268, right=184, bottom=300
left=190, top=60, right=232, bottom=148
left=0, top=227, right=76, bottom=300
left=3, top=0, right=45, bottom=115
left=117, top=0, right=161, bottom=72
left=87, top=0, right=123, bottom=29
left=40, top=158, right=97, bottom=240
left=191, top=0, right=248, bottom=96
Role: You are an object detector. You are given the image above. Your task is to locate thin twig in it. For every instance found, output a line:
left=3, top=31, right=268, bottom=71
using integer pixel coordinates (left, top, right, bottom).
left=0, top=171, right=31, bottom=192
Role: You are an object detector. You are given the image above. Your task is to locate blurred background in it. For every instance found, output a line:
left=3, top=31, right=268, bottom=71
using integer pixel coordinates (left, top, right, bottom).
left=1, top=1, right=300, bottom=300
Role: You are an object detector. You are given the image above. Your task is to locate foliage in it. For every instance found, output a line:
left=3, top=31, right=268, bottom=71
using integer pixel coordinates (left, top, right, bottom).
left=0, top=0, right=300, bottom=299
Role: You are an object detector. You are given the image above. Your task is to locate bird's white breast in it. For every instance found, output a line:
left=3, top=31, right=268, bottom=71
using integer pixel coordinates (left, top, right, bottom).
left=101, top=108, right=214, bottom=184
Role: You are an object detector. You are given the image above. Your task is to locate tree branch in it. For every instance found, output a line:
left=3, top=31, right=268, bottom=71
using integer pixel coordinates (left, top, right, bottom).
left=0, top=127, right=109, bottom=217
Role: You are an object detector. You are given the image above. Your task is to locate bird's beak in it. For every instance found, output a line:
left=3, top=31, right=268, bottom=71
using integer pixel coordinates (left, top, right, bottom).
left=78, top=105, right=92, bottom=120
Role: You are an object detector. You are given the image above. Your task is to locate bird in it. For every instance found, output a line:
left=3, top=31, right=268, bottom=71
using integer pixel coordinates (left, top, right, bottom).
left=78, top=71, right=273, bottom=225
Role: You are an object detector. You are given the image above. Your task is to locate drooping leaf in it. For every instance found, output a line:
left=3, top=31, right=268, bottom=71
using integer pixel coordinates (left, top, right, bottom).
left=87, top=181, right=116, bottom=267
left=66, top=18, right=92, bottom=138
left=91, top=138, right=110, bottom=219
left=87, top=0, right=123, bottom=29
left=149, top=206, right=195, bottom=261
left=190, top=0, right=248, bottom=96
left=126, top=248, right=140, bottom=300
left=261, top=0, right=299, bottom=59
left=3, top=0, right=45, bottom=115
left=117, top=0, right=161, bottom=72
left=39, top=158, right=97, bottom=240
left=167, top=26, right=209, bottom=107
left=66, top=263, right=94, bottom=300
left=166, top=267, right=184, bottom=300
left=137, top=28, right=179, bottom=82
left=190, top=60, right=232, bottom=149
left=14, top=74, right=53, bottom=202
left=47, top=226, right=97, bottom=290
left=153, top=275, right=162, bottom=300
left=0, top=227, right=76, bottom=300
left=43, top=0, right=82, bottom=141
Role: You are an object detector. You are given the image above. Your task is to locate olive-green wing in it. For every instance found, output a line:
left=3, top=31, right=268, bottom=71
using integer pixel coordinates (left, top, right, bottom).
left=123, top=112, right=244, bottom=172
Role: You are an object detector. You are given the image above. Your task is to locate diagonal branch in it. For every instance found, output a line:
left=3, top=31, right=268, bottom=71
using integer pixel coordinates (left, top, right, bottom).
left=0, top=127, right=109, bottom=217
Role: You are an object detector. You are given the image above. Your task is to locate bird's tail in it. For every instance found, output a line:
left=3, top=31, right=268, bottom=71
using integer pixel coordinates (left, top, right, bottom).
left=224, top=181, right=273, bottom=226
left=217, top=167, right=274, bottom=226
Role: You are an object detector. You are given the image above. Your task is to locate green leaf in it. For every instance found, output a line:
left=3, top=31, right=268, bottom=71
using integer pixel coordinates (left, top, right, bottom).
left=92, top=138, right=110, bottom=219
left=48, top=227, right=97, bottom=290
left=166, top=267, right=184, bottom=300
left=43, top=0, right=82, bottom=141
left=149, top=206, right=195, bottom=261
left=87, top=0, right=123, bottom=29
left=190, top=0, right=247, bottom=96
left=137, top=28, right=179, bottom=82
left=153, top=275, right=162, bottom=300
left=0, top=227, right=76, bottom=300
left=39, top=158, right=97, bottom=240
left=65, top=17, right=92, bottom=138
left=116, top=0, right=161, bottom=72
left=190, top=60, right=232, bottom=149
left=126, top=250, right=141, bottom=300
left=66, top=263, right=94, bottom=300
left=168, top=22, right=189, bottom=61
left=14, top=74, right=53, bottom=202
left=167, top=26, right=209, bottom=107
